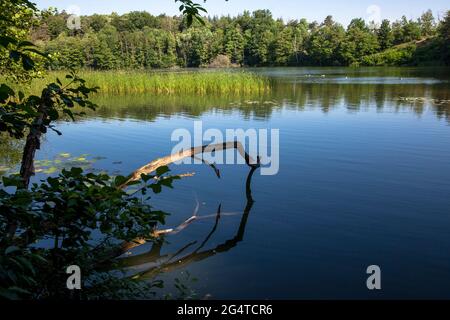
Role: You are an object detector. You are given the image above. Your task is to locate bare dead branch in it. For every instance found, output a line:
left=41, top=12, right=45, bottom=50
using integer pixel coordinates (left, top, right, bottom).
left=119, top=141, right=259, bottom=189
left=114, top=141, right=260, bottom=258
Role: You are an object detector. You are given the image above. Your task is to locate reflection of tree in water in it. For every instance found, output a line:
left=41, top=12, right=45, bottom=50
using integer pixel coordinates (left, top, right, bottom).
left=118, top=165, right=259, bottom=281
left=75, top=81, right=450, bottom=123
left=2, top=79, right=449, bottom=172
left=0, top=135, right=24, bottom=173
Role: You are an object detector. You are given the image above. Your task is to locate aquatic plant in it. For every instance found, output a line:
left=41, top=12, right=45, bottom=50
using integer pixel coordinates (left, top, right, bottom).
left=20, top=71, right=271, bottom=95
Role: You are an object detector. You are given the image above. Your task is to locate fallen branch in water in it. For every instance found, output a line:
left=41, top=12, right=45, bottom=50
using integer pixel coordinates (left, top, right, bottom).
left=115, top=141, right=260, bottom=257
left=119, top=141, right=259, bottom=189
left=122, top=166, right=258, bottom=279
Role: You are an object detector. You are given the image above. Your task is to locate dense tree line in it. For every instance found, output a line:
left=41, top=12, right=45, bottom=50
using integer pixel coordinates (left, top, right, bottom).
left=30, top=8, right=450, bottom=69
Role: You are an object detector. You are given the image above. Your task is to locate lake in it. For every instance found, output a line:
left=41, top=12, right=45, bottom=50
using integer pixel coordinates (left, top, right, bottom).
left=2, top=67, right=450, bottom=299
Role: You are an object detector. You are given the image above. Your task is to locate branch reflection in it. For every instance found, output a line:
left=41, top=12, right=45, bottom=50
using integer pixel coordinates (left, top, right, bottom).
left=119, top=165, right=258, bottom=280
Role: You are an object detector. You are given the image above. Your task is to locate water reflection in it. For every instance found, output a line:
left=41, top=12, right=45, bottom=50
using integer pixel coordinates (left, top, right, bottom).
left=2, top=67, right=450, bottom=298
left=0, top=136, right=24, bottom=174
left=2, top=69, right=450, bottom=176
left=120, top=165, right=258, bottom=281
left=85, top=81, right=450, bottom=122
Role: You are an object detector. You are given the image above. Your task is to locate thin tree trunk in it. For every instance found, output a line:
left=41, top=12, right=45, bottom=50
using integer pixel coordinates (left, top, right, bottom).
left=7, top=90, right=51, bottom=241
left=20, top=89, right=51, bottom=188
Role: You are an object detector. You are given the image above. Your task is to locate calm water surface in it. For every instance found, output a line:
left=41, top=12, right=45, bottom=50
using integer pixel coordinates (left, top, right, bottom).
left=3, top=67, right=450, bottom=299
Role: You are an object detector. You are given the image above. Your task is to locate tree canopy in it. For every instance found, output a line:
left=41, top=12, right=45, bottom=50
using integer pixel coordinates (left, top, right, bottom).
left=24, top=7, right=449, bottom=69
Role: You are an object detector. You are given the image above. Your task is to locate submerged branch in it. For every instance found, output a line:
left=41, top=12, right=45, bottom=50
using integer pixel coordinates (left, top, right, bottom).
left=114, top=141, right=260, bottom=258
left=122, top=165, right=258, bottom=279
left=120, top=141, right=259, bottom=189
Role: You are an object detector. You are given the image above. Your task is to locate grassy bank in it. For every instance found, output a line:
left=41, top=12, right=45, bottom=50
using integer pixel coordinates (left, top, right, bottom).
left=360, top=37, right=447, bottom=67
left=22, top=70, right=271, bottom=95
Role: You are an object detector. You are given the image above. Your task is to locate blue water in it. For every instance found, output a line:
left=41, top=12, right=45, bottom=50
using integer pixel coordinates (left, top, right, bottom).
left=21, top=67, right=450, bottom=298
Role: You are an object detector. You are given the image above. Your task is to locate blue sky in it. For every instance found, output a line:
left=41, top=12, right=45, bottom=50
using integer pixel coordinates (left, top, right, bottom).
left=33, top=0, right=449, bottom=26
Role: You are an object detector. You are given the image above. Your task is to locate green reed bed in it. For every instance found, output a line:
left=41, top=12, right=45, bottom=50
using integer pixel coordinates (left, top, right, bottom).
left=23, top=70, right=271, bottom=95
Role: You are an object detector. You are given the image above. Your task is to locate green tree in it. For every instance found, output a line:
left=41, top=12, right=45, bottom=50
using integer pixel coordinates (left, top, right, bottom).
left=85, top=14, right=108, bottom=32
left=142, top=27, right=177, bottom=68
left=340, top=18, right=379, bottom=65
left=274, top=26, right=295, bottom=65
left=307, top=16, right=345, bottom=66
left=438, top=10, right=450, bottom=64
left=243, top=10, right=276, bottom=66
left=42, top=9, right=69, bottom=39
left=377, top=19, right=394, bottom=50
left=127, top=11, right=160, bottom=30
left=419, top=10, right=436, bottom=37
left=177, top=27, right=215, bottom=67
left=223, top=25, right=245, bottom=64
left=82, top=33, right=116, bottom=69
left=44, top=35, right=84, bottom=69
left=393, top=16, right=422, bottom=44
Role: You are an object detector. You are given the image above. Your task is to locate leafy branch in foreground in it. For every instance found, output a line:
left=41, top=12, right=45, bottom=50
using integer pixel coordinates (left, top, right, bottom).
left=0, top=166, right=179, bottom=299
left=0, top=0, right=213, bottom=300
left=0, top=0, right=47, bottom=82
left=0, top=72, right=98, bottom=187
left=176, top=0, right=208, bottom=26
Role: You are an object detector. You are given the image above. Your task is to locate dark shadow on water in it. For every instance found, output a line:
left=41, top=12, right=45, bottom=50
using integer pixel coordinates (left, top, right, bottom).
left=118, top=165, right=259, bottom=281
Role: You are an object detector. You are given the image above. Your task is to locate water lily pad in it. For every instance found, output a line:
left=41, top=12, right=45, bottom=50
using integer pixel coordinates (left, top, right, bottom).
left=44, top=167, right=58, bottom=174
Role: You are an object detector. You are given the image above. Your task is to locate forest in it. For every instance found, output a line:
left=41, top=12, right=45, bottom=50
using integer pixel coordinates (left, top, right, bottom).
left=30, top=8, right=450, bottom=69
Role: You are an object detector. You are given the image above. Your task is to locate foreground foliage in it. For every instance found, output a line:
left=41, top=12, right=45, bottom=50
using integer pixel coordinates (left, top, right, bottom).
left=0, top=167, right=179, bottom=299
left=0, top=0, right=206, bottom=300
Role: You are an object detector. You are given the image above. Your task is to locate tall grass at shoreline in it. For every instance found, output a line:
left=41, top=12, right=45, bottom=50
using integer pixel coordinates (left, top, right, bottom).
left=21, top=70, right=271, bottom=95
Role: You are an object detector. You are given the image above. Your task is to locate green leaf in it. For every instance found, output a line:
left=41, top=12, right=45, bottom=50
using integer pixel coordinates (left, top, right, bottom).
left=8, top=286, right=31, bottom=296
left=21, top=53, right=35, bottom=70
left=0, top=35, right=18, bottom=48
left=160, top=178, right=174, bottom=188
left=186, top=14, right=193, bottom=27
left=0, top=84, right=15, bottom=103
left=2, top=175, right=23, bottom=188
left=30, top=253, right=48, bottom=264
left=5, top=246, right=20, bottom=255
left=156, top=166, right=169, bottom=176
left=114, top=175, right=128, bottom=186
left=70, top=167, right=83, bottom=176
left=140, top=173, right=154, bottom=183
left=15, top=257, right=35, bottom=275
left=18, top=40, right=35, bottom=47
left=9, top=50, right=20, bottom=61
left=150, top=184, right=162, bottom=194
left=22, top=47, right=48, bottom=58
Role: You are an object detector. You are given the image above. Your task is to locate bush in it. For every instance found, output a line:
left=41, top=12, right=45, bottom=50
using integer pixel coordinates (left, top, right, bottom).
left=208, top=54, right=235, bottom=68
left=361, top=44, right=416, bottom=66
left=0, top=167, right=178, bottom=299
